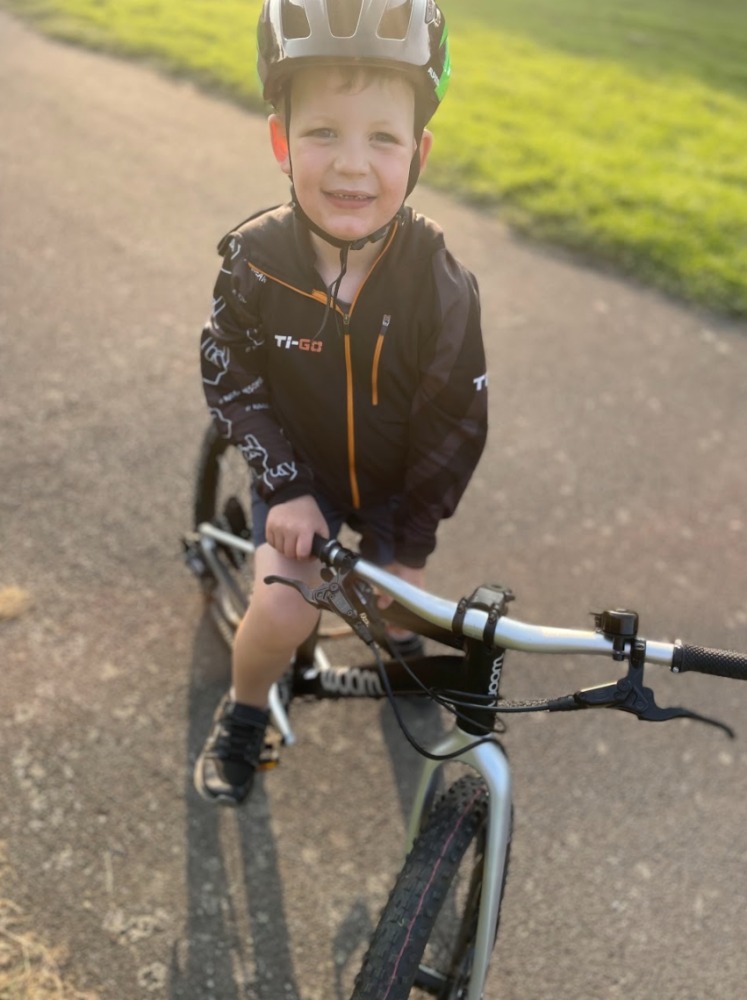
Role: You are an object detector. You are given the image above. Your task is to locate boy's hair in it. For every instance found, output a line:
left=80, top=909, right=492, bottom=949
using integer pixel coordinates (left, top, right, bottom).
left=276, top=63, right=418, bottom=122
left=258, top=0, right=450, bottom=134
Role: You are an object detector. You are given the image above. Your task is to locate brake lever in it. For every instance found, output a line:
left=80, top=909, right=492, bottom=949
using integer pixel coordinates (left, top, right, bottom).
left=265, top=569, right=381, bottom=646
left=574, top=640, right=734, bottom=738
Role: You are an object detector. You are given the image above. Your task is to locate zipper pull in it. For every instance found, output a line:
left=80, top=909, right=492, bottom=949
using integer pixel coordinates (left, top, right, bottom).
left=371, top=314, right=391, bottom=407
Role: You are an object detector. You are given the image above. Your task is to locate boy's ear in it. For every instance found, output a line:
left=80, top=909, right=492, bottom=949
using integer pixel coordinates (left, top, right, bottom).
left=269, top=114, right=291, bottom=175
left=418, top=129, right=433, bottom=173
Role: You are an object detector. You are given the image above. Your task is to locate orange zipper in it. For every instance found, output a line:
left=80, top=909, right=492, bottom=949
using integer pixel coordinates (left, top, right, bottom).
left=250, top=222, right=399, bottom=508
left=245, top=261, right=329, bottom=306
left=342, top=314, right=361, bottom=508
left=341, top=229, right=398, bottom=506
left=371, top=314, right=391, bottom=406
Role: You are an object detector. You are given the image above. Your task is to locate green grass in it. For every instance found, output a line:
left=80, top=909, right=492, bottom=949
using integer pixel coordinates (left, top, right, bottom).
left=4, top=0, right=747, bottom=317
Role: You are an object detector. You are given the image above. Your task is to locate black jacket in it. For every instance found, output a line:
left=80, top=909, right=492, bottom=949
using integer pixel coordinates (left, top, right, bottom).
left=200, top=204, right=487, bottom=567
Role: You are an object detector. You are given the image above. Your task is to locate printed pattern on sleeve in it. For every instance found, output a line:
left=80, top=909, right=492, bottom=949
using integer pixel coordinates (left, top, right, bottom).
left=199, top=232, right=314, bottom=506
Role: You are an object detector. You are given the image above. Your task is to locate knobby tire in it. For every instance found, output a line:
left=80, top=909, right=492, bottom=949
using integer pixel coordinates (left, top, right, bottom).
left=193, top=423, right=254, bottom=638
left=351, top=774, right=507, bottom=1000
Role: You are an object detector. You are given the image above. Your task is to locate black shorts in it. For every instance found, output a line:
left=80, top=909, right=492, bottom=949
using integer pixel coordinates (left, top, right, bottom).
left=250, top=484, right=403, bottom=567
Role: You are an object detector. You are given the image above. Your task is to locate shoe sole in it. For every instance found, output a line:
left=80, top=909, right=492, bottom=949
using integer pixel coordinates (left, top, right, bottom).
left=193, top=756, right=250, bottom=808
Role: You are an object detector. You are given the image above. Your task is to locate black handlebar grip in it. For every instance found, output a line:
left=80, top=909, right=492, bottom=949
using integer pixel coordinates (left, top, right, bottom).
left=673, top=642, right=747, bottom=680
left=311, top=533, right=329, bottom=560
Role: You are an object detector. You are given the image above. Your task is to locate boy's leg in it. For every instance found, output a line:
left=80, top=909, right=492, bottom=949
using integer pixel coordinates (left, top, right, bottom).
left=195, top=544, right=321, bottom=806
left=232, top=543, right=322, bottom=706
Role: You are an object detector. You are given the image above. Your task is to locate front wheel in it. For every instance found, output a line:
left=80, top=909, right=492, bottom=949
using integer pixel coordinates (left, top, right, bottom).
left=351, top=774, right=509, bottom=1000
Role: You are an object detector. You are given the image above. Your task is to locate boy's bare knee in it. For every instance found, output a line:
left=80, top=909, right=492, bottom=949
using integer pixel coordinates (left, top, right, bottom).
left=246, top=544, right=320, bottom=638
left=253, top=580, right=315, bottom=633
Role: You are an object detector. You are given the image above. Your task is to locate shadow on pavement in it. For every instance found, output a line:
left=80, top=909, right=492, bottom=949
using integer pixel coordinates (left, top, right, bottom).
left=174, top=615, right=448, bottom=998
left=172, top=612, right=302, bottom=1000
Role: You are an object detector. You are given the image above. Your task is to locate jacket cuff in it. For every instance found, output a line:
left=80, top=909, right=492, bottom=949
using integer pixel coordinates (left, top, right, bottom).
left=265, top=481, right=315, bottom=507
left=393, top=541, right=433, bottom=570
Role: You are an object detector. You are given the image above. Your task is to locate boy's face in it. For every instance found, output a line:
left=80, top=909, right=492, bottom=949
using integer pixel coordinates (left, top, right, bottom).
left=270, top=67, right=429, bottom=244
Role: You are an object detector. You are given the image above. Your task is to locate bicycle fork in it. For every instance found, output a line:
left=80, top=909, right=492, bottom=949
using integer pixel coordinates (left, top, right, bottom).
left=404, top=629, right=514, bottom=1000
left=407, top=731, right=512, bottom=1000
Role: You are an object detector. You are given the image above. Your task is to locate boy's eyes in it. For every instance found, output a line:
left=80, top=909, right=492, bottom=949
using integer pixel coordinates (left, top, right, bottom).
left=303, top=128, right=402, bottom=145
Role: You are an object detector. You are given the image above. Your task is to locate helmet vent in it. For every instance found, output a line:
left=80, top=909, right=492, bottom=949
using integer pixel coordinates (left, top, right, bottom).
left=282, top=0, right=311, bottom=39
left=378, top=1, right=412, bottom=40
left=328, top=0, right=364, bottom=37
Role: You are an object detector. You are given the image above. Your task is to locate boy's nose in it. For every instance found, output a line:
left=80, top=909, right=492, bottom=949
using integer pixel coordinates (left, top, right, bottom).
left=333, top=138, right=369, bottom=175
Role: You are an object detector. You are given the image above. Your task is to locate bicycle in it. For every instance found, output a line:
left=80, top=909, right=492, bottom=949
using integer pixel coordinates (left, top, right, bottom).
left=183, top=420, right=747, bottom=1000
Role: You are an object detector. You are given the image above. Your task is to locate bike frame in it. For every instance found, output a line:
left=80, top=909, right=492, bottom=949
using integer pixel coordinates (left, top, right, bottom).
left=195, top=521, right=511, bottom=999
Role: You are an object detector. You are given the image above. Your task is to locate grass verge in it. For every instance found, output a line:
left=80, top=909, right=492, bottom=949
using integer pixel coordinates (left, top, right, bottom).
left=2, top=0, right=746, bottom=318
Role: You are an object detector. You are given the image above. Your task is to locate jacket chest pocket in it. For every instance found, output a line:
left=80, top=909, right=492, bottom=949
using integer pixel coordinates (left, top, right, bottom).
left=366, top=313, right=423, bottom=410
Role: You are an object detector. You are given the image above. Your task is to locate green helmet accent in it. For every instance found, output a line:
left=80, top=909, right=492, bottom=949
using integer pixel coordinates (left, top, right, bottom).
left=434, top=21, right=450, bottom=102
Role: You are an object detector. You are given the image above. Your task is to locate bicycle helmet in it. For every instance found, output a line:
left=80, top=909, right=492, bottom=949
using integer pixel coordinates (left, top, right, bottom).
left=258, top=0, right=451, bottom=132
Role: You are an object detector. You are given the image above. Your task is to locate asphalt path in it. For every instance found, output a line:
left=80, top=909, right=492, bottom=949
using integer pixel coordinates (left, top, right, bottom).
left=1, top=11, right=746, bottom=999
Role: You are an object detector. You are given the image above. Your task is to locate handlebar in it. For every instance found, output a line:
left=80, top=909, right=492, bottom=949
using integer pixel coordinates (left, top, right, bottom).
left=673, top=643, right=747, bottom=680
left=312, top=535, right=747, bottom=680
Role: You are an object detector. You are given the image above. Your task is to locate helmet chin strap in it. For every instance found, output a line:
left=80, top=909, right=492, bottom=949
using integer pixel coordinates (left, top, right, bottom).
left=292, top=184, right=403, bottom=339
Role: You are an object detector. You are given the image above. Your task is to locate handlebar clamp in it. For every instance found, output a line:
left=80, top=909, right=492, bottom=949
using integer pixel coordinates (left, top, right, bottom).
left=452, top=584, right=515, bottom=646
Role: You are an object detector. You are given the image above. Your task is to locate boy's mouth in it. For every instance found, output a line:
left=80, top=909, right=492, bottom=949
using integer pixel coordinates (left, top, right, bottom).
left=325, top=190, right=375, bottom=205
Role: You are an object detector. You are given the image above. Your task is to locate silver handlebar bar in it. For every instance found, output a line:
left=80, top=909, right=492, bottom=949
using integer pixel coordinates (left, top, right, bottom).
left=317, top=538, right=678, bottom=669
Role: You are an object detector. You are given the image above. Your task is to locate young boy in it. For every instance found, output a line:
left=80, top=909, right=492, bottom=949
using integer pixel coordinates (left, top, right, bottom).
left=195, top=0, right=488, bottom=806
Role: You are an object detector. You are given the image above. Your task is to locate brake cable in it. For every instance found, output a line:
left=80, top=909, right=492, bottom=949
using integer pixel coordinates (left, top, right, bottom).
left=266, top=568, right=734, bottom=743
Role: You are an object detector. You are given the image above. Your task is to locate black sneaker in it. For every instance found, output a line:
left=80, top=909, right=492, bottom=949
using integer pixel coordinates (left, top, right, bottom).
left=388, top=633, right=425, bottom=660
left=388, top=634, right=430, bottom=705
left=194, top=694, right=269, bottom=806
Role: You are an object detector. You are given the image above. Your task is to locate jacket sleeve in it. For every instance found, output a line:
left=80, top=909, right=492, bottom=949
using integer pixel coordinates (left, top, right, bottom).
left=199, top=232, right=314, bottom=506
left=395, top=249, right=488, bottom=567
